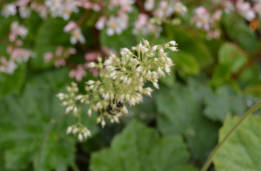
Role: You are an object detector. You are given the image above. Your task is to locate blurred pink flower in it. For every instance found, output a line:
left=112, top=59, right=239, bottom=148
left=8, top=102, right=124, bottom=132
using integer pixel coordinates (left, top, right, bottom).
left=43, top=52, right=53, bottom=62
left=70, top=28, right=85, bottom=44
left=93, top=4, right=101, bottom=11
left=236, top=1, right=255, bottom=21
left=223, top=1, right=234, bottom=13
left=192, top=6, right=211, bottom=30
left=15, top=40, right=23, bottom=46
left=9, top=21, right=28, bottom=42
left=55, top=46, right=64, bottom=56
left=77, top=0, right=101, bottom=11
left=69, top=65, right=86, bottom=82
left=0, top=57, right=17, bottom=74
left=159, top=1, right=167, bottom=9
left=2, top=3, right=17, bottom=17
left=55, top=58, right=66, bottom=67
left=96, top=16, right=106, bottom=30
left=85, top=52, right=102, bottom=61
left=212, top=10, right=222, bottom=21
left=7, top=46, right=13, bottom=54
left=10, top=48, right=32, bottom=62
left=206, top=29, right=221, bottom=40
left=145, top=0, right=154, bottom=11
left=69, top=48, right=77, bottom=54
left=64, top=21, right=77, bottom=32
left=255, top=2, right=261, bottom=16
left=16, top=0, right=30, bottom=6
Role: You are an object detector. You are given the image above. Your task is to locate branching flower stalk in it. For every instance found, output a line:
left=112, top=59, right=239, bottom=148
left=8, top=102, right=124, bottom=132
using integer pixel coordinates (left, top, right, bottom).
left=57, top=39, right=178, bottom=141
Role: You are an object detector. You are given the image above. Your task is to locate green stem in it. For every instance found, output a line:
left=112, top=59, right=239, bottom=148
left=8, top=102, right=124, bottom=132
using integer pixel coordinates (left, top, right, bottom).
left=70, top=161, right=80, bottom=171
left=37, top=113, right=67, bottom=171
left=201, top=99, right=261, bottom=171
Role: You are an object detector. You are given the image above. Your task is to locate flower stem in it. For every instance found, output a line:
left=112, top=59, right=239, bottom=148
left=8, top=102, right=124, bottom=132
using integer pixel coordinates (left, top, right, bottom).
left=201, top=99, right=261, bottom=171
left=70, top=161, right=80, bottom=171
left=37, top=113, right=67, bottom=171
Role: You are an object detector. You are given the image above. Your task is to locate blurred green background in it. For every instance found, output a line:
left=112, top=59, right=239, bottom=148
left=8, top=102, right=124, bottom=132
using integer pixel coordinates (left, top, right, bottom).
left=1, top=0, right=261, bottom=171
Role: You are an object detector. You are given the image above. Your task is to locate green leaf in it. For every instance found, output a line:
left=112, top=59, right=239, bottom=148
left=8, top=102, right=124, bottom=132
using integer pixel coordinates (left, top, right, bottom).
left=172, top=51, right=200, bottom=76
left=210, top=65, right=231, bottom=87
left=25, top=11, right=43, bottom=40
left=0, top=16, right=18, bottom=38
left=90, top=120, right=197, bottom=171
left=221, top=13, right=259, bottom=52
left=204, top=86, right=248, bottom=122
left=218, top=43, right=247, bottom=73
left=0, top=63, right=26, bottom=99
left=244, top=84, right=261, bottom=98
left=156, top=79, right=220, bottom=162
left=0, top=69, right=98, bottom=171
left=213, top=115, right=261, bottom=171
left=165, top=25, right=213, bottom=68
left=32, top=18, right=70, bottom=69
left=239, top=65, right=260, bottom=86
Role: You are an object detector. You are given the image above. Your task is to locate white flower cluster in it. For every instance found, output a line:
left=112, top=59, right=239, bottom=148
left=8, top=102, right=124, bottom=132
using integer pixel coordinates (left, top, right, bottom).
left=66, top=124, right=91, bottom=142
left=45, top=0, right=79, bottom=20
left=57, top=39, right=178, bottom=141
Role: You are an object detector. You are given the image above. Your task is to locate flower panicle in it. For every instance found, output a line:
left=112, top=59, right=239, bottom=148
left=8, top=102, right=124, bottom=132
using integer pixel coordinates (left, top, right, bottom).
left=57, top=39, right=178, bottom=140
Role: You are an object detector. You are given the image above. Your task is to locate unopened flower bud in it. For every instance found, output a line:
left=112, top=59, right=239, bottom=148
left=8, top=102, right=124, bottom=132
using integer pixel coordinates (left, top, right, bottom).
left=152, top=45, right=158, bottom=51
left=89, top=62, right=96, bottom=68
left=101, top=120, right=106, bottom=128
left=169, top=41, right=177, bottom=46
left=66, top=126, right=72, bottom=134
left=87, top=108, right=92, bottom=117
left=78, top=133, right=83, bottom=141
left=86, top=80, right=95, bottom=85
left=169, top=47, right=178, bottom=52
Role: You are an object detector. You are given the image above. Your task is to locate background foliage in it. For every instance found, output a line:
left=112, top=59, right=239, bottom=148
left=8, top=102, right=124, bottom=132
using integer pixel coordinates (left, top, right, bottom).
left=0, top=0, right=261, bottom=171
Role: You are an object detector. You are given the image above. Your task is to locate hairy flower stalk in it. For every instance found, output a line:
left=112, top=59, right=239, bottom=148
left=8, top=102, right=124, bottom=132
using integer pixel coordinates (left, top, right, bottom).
left=57, top=39, right=178, bottom=141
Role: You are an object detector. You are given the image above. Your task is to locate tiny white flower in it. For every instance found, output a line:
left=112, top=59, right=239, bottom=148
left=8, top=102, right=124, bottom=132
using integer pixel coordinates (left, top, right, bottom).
left=89, top=85, right=94, bottom=90
left=72, top=127, right=78, bottom=134
left=113, top=116, right=119, bottom=123
left=56, top=93, right=65, bottom=100
left=88, top=62, right=96, bottom=68
left=130, top=97, right=136, bottom=106
left=96, top=117, right=101, bottom=123
left=127, top=78, right=132, bottom=85
left=169, top=47, right=178, bottom=52
left=73, top=107, right=78, bottom=114
left=152, top=45, right=158, bottom=51
left=169, top=41, right=177, bottom=46
left=136, top=66, right=142, bottom=72
left=62, top=101, right=68, bottom=106
left=101, top=120, right=106, bottom=128
left=88, top=108, right=92, bottom=117
left=153, top=82, right=159, bottom=89
left=87, top=130, right=91, bottom=137
left=66, top=126, right=72, bottom=134
left=126, top=94, right=130, bottom=101
left=66, top=106, right=72, bottom=114
left=78, top=133, right=83, bottom=141
left=86, top=80, right=95, bottom=85
left=143, top=39, right=150, bottom=46
left=159, top=48, right=164, bottom=54
left=75, top=95, right=83, bottom=100
left=120, top=76, right=125, bottom=80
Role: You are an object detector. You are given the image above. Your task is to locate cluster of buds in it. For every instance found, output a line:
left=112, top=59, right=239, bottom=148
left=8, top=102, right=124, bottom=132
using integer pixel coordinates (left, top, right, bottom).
left=57, top=82, right=79, bottom=114
left=43, top=46, right=76, bottom=67
left=66, top=124, right=91, bottom=141
left=57, top=39, right=178, bottom=140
